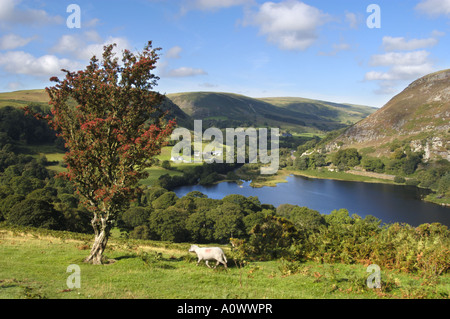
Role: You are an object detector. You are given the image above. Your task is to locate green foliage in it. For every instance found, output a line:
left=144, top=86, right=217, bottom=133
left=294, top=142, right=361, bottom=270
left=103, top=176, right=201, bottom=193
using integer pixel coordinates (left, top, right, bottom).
left=245, top=215, right=300, bottom=261
left=294, top=156, right=309, bottom=170
left=121, top=207, right=151, bottom=230
left=293, top=153, right=327, bottom=170
left=148, top=206, right=189, bottom=242
left=185, top=211, right=215, bottom=243
left=386, top=147, right=424, bottom=175
left=0, top=105, right=58, bottom=147
left=209, top=202, right=246, bottom=242
left=151, top=191, right=178, bottom=210
left=0, top=194, right=23, bottom=221
left=437, top=172, right=450, bottom=195
left=331, top=148, right=361, bottom=169
left=277, top=205, right=325, bottom=232
left=361, top=156, right=385, bottom=173
left=157, top=162, right=238, bottom=189
left=161, top=160, right=171, bottom=170
left=394, top=176, right=406, bottom=183
left=8, top=198, right=63, bottom=230
left=61, top=207, right=92, bottom=234
left=129, top=225, right=152, bottom=240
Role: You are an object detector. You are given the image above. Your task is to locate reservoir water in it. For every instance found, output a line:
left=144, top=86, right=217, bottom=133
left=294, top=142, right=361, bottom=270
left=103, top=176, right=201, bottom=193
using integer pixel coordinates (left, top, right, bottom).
left=174, top=175, right=450, bottom=227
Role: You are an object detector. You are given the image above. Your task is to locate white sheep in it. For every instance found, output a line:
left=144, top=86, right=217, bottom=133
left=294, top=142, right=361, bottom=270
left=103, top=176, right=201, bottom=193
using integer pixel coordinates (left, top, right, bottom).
left=188, top=245, right=228, bottom=268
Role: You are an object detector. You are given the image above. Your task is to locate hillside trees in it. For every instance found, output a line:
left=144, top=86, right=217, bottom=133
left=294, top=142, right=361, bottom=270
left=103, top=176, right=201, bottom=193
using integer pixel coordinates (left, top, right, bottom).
left=332, top=148, right=361, bottom=169
left=26, top=42, right=175, bottom=264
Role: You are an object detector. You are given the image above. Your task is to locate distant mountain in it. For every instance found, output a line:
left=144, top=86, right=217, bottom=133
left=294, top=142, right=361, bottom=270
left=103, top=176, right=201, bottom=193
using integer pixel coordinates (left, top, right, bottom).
left=166, top=92, right=376, bottom=133
left=0, top=89, right=376, bottom=134
left=326, top=69, right=450, bottom=161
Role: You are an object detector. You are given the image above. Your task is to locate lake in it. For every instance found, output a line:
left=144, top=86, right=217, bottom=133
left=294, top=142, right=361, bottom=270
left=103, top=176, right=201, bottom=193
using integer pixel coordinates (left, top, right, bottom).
left=174, top=175, right=450, bottom=227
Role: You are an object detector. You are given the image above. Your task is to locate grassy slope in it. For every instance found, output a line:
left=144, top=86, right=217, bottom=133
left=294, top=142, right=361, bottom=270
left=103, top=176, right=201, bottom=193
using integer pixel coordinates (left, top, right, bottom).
left=259, top=97, right=376, bottom=126
left=166, top=91, right=376, bottom=133
left=1, top=227, right=448, bottom=299
left=0, top=89, right=49, bottom=108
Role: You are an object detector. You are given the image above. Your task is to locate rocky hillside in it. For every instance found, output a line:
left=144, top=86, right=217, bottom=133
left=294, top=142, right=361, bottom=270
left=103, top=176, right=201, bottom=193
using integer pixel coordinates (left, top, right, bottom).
left=327, top=69, right=450, bottom=161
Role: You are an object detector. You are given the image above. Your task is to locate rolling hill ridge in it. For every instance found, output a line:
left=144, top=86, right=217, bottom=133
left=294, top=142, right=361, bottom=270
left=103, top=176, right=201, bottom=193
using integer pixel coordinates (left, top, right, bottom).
left=166, top=91, right=376, bottom=132
left=0, top=89, right=376, bottom=134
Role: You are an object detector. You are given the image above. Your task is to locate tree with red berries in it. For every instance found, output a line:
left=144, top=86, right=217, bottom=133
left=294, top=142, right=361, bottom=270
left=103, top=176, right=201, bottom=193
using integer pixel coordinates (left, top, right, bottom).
left=29, top=42, right=175, bottom=264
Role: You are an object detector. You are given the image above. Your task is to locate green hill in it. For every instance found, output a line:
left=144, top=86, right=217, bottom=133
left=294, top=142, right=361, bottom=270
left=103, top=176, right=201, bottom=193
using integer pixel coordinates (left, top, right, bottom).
left=166, top=92, right=376, bottom=133
left=0, top=89, right=376, bottom=134
left=259, top=97, right=376, bottom=127
left=0, top=89, right=50, bottom=108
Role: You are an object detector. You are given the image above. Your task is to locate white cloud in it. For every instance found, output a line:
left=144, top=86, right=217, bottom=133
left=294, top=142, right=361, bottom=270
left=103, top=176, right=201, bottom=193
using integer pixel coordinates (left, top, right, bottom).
left=165, top=46, right=183, bottom=59
left=345, top=12, right=361, bottom=29
left=157, top=46, right=207, bottom=78
left=365, top=50, right=435, bottom=93
left=415, top=0, right=450, bottom=17
left=78, top=37, right=131, bottom=61
left=164, top=67, right=207, bottom=77
left=369, top=51, right=431, bottom=67
left=51, top=35, right=84, bottom=55
left=0, top=0, right=63, bottom=28
left=0, top=51, right=81, bottom=77
left=182, top=0, right=254, bottom=12
left=382, top=36, right=438, bottom=51
left=244, top=1, right=329, bottom=51
left=365, top=63, right=434, bottom=81
left=52, top=34, right=131, bottom=61
left=364, top=29, right=443, bottom=95
left=0, top=33, right=35, bottom=50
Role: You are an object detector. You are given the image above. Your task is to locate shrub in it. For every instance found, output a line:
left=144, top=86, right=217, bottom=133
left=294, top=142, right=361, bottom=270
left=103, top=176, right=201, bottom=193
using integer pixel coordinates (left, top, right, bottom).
left=405, top=179, right=420, bottom=186
left=437, top=172, right=450, bottom=195
left=0, top=194, right=25, bottom=220
left=245, top=215, right=301, bottom=261
left=121, top=207, right=151, bottom=230
left=332, top=148, right=361, bottom=168
left=130, top=225, right=152, bottom=240
left=277, top=205, right=325, bottom=233
left=161, top=160, right=171, bottom=170
left=148, top=206, right=189, bottom=242
left=8, top=198, right=63, bottom=230
left=62, top=208, right=92, bottom=233
left=361, top=157, right=385, bottom=173
left=394, top=176, right=406, bottom=183
left=151, top=191, right=178, bottom=210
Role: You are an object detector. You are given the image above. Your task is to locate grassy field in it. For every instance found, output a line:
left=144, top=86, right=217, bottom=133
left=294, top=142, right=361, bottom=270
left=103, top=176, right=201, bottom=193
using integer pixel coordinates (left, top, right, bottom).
left=0, top=89, right=49, bottom=108
left=285, top=169, right=397, bottom=185
left=1, top=226, right=449, bottom=300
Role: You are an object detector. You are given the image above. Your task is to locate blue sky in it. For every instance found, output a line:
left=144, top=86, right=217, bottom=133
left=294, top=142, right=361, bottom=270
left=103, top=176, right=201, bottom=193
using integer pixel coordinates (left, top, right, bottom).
left=0, top=0, right=449, bottom=108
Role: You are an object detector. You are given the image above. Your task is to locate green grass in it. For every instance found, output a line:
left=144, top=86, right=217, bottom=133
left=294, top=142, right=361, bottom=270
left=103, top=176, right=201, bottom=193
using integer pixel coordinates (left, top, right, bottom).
left=287, top=169, right=396, bottom=184
left=424, top=193, right=450, bottom=206
left=140, top=167, right=184, bottom=186
left=0, top=89, right=49, bottom=108
left=1, top=227, right=448, bottom=299
left=33, top=145, right=200, bottom=186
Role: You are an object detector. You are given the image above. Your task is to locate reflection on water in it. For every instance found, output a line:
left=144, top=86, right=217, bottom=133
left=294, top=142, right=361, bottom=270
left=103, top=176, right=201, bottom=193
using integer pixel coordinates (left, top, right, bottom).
left=174, top=175, right=450, bottom=227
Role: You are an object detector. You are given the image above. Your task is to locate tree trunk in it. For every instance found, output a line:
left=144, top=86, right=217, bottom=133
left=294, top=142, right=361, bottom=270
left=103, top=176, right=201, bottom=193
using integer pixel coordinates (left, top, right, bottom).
left=84, top=216, right=110, bottom=265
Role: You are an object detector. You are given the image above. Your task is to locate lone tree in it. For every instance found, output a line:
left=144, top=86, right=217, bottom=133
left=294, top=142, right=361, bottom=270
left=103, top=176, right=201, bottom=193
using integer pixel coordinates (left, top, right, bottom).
left=27, top=42, right=175, bottom=264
